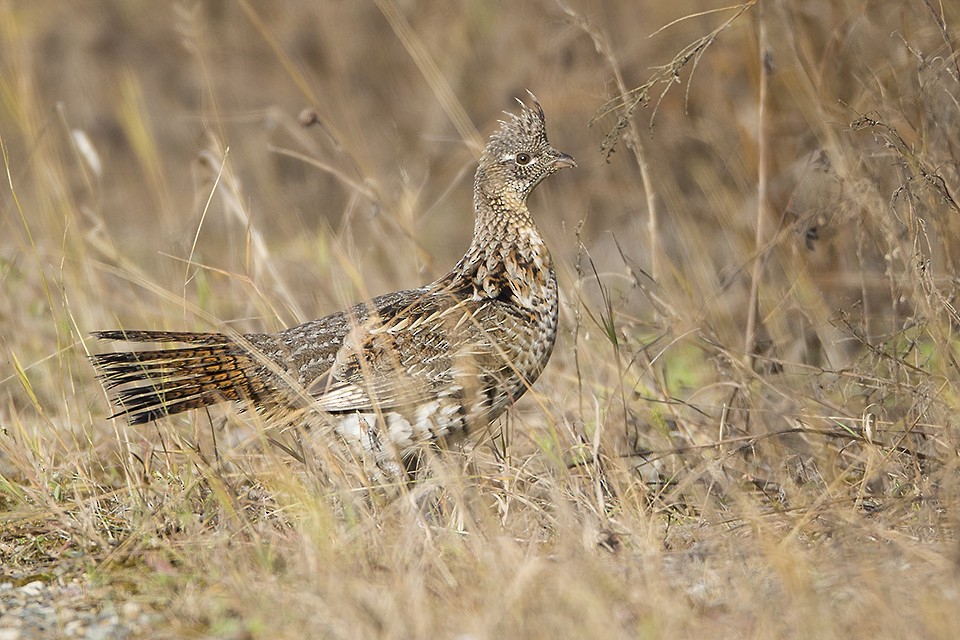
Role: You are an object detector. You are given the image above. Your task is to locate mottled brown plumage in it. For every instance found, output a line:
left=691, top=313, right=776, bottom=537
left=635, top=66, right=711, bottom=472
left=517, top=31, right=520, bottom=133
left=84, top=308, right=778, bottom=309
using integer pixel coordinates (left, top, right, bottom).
left=91, top=95, right=574, bottom=467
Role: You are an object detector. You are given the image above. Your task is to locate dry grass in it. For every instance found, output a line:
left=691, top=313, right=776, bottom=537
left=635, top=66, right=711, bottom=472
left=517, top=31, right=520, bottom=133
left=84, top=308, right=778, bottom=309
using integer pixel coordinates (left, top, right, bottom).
left=2, top=1, right=960, bottom=638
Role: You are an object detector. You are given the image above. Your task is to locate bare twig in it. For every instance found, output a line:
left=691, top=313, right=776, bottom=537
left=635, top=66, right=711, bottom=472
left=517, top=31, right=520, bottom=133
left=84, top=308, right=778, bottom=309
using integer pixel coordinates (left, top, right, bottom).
left=744, top=1, right=771, bottom=368
left=558, top=1, right=663, bottom=281
left=590, top=1, right=758, bottom=157
left=374, top=0, right=484, bottom=154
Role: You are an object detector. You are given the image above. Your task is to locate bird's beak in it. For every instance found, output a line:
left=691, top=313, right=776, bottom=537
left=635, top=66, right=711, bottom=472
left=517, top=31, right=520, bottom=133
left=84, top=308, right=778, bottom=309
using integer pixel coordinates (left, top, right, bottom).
left=549, top=151, right=577, bottom=170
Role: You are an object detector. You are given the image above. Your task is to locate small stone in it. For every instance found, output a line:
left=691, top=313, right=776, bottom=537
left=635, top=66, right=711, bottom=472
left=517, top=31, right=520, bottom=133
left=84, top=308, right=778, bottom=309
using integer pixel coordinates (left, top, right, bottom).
left=121, top=601, right=140, bottom=619
left=86, top=621, right=119, bottom=640
left=58, top=607, right=78, bottom=623
left=18, top=581, right=44, bottom=597
left=63, top=620, right=85, bottom=637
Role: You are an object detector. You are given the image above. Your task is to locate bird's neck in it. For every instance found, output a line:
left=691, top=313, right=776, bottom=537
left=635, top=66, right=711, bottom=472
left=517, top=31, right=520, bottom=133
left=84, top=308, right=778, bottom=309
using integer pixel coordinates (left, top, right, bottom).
left=441, top=193, right=554, bottom=306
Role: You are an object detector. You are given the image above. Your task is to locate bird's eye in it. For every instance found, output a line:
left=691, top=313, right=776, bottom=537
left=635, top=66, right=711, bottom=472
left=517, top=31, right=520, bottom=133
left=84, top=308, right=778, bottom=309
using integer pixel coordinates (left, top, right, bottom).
left=515, top=152, right=532, bottom=166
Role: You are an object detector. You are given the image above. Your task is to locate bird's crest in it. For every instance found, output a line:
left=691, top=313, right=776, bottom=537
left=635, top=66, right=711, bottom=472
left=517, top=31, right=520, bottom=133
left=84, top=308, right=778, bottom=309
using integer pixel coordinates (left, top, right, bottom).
left=487, top=91, right=548, bottom=154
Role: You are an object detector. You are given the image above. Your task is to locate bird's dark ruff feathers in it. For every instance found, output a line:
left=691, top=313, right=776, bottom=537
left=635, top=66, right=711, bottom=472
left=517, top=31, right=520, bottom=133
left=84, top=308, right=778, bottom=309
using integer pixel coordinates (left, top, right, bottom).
left=91, top=96, right=575, bottom=463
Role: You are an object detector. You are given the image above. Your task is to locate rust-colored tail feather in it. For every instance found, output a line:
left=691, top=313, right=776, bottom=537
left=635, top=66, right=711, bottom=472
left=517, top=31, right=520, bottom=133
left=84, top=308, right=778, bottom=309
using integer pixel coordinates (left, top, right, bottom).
left=90, top=330, right=261, bottom=424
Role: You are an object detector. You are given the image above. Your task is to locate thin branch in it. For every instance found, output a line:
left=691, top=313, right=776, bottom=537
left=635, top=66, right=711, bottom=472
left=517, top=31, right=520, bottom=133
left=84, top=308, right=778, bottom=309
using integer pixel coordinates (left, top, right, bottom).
left=744, top=1, right=771, bottom=368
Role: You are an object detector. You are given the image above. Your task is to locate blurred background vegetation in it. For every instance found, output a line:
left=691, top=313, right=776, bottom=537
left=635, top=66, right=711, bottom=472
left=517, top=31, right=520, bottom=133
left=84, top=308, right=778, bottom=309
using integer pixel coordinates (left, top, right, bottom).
left=2, top=1, right=960, bottom=638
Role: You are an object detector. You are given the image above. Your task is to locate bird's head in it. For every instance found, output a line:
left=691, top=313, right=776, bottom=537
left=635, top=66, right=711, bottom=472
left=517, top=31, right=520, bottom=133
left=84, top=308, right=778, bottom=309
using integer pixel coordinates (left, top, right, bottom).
left=476, top=93, right=576, bottom=208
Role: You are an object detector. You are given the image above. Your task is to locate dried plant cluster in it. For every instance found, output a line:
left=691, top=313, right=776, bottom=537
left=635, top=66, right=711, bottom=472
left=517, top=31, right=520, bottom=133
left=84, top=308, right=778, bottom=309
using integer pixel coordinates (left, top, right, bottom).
left=1, top=2, right=959, bottom=638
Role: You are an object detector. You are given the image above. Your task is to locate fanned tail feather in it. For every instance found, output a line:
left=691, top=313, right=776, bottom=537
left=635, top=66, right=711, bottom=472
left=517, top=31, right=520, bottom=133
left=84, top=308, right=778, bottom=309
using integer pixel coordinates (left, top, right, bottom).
left=90, top=330, right=265, bottom=424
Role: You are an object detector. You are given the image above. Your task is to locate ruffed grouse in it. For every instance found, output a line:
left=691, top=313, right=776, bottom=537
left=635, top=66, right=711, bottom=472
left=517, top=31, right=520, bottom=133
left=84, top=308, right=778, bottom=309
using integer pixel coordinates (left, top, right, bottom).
left=91, top=95, right=575, bottom=469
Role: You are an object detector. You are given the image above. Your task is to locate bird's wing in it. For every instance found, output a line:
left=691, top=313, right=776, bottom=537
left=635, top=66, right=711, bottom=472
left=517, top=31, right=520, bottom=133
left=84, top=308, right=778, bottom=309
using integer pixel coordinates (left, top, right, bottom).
left=305, top=290, right=496, bottom=414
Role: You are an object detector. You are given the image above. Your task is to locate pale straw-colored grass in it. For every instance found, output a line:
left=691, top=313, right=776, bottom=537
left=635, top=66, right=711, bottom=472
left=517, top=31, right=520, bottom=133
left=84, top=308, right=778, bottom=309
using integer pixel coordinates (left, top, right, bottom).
left=1, top=2, right=958, bottom=638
